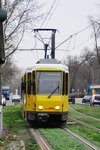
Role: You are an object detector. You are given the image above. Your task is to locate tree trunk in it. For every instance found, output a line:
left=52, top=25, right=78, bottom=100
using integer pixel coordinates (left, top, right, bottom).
left=0, top=65, right=2, bottom=105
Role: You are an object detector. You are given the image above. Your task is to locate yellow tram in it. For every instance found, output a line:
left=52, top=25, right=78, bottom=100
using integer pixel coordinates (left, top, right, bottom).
left=21, top=59, right=69, bottom=124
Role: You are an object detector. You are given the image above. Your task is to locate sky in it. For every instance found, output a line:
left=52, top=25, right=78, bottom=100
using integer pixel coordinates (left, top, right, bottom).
left=14, top=0, right=100, bottom=68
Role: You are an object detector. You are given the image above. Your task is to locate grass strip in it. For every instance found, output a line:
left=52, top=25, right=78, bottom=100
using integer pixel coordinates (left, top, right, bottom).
left=1, top=105, right=40, bottom=150
left=69, top=111, right=100, bottom=129
left=70, top=104, right=100, bottom=119
left=67, top=124, right=100, bottom=147
left=39, top=128, right=89, bottom=150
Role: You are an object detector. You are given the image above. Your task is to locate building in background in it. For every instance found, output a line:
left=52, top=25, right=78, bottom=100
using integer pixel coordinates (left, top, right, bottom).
left=90, top=84, right=100, bottom=94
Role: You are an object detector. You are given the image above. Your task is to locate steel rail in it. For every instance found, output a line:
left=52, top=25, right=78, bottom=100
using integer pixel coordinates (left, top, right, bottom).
left=69, top=106, right=100, bottom=122
left=62, top=127, right=100, bottom=150
left=68, top=116, right=100, bottom=132
left=30, top=128, right=53, bottom=150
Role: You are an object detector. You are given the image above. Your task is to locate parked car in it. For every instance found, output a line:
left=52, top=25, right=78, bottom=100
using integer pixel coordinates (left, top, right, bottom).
left=82, top=95, right=92, bottom=103
left=90, top=94, right=100, bottom=106
left=1, top=95, right=6, bottom=106
left=69, top=96, right=75, bottom=104
left=12, top=95, right=21, bottom=103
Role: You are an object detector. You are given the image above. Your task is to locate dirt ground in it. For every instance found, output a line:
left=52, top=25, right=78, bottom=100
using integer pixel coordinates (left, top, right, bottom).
left=0, top=127, right=40, bottom=150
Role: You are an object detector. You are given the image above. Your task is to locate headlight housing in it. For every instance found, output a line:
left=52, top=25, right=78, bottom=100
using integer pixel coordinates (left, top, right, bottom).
left=38, top=106, right=43, bottom=110
left=55, top=106, right=60, bottom=110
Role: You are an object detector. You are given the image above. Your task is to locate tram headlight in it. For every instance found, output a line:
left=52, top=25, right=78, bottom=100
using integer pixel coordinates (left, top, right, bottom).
left=38, top=105, right=43, bottom=110
left=55, top=106, right=60, bottom=110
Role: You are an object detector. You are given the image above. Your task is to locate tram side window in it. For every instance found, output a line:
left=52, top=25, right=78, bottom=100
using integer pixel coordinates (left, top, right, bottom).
left=62, top=72, right=65, bottom=95
left=65, top=73, right=68, bottom=95
left=24, top=74, right=26, bottom=94
left=28, top=73, right=31, bottom=95
left=21, top=80, right=24, bottom=91
left=32, top=71, right=36, bottom=94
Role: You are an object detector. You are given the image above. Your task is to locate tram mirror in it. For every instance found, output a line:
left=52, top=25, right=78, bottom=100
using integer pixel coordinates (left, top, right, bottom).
left=21, top=83, right=25, bottom=90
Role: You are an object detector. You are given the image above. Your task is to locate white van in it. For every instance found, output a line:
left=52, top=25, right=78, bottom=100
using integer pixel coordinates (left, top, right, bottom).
left=90, top=94, right=100, bottom=106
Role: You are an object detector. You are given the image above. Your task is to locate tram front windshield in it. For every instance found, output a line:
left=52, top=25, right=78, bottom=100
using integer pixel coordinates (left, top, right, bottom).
left=37, top=71, right=62, bottom=95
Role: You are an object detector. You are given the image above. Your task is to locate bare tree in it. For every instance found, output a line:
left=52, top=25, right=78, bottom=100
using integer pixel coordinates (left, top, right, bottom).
left=0, top=0, right=44, bottom=103
left=63, top=55, right=80, bottom=91
left=2, top=57, right=17, bottom=83
left=63, top=48, right=95, bottom=93
left=89, top=16, right=100, bottom=65
left=3, top=0, right=44, bottom=59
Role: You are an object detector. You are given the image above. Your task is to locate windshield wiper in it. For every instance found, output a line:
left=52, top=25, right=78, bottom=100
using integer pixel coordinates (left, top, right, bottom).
left=48, top=86, right=59, bottom=98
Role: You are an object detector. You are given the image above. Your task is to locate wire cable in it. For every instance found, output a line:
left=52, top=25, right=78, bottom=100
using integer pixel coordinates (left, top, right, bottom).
left=71, top=37, right=94, bottom=50
left=55, top=24, right=93, bottom=49
left=38, top=32, right=45, bottom=44
left=34, top=32, right=39, bottom=61
left=55, top=19, right=100, bottom=49
left=39, top=0, right=57, bottom=28
left=60, top=37, right=94, bottom=60
left=44, top=0, right=61, bottom=27
left=55, top=35, right=73, bottom=49
left=62, top=37, right=73, bottom=60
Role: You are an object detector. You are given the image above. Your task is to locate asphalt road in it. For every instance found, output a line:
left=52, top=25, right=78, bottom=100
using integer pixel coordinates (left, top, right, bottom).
left=75, top=98, right=82, bottom=104
left=6, top=97, right=83, bottom=106
left=6, top=97, right=97, bottom=106
left=6, top=98, right=21, bottom=106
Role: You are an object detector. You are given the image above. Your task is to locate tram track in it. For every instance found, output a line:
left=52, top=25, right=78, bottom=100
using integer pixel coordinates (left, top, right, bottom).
left=26, top=105, right=100, bottom=150
left=61, top=127, right=100, bottom=150
left=69, top=106, right=100, bottom=122
left=29, top=128, right=53, bottom=150
left=29, top=124, right=100, bottom=150
left=69, top=105, right=100, bottom=131
left=68, top=116, right=100, bottom=132
left=24, top=105, right=100, bottom=150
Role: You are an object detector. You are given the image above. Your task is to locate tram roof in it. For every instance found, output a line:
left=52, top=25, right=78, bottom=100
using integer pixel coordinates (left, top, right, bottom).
left=27, top=63, right=69, bottom=73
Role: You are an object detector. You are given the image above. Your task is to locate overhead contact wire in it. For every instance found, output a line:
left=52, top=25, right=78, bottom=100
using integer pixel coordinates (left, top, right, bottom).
left=39, top=0, right=57, bottom=28
left=44, top=0, right=61, bottom=27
